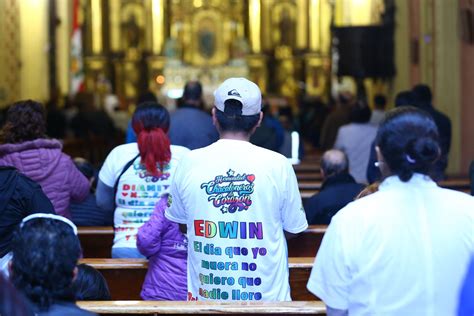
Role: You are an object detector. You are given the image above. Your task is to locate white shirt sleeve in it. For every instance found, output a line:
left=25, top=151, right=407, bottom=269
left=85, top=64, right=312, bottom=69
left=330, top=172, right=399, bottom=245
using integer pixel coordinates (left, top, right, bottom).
left=165, top=159, right=188, bottom=224
left=98, top=147, right=121, bottom=187
left=280, top=160, right=308, bottom=233
left=307, top=215, right=350, bottom=310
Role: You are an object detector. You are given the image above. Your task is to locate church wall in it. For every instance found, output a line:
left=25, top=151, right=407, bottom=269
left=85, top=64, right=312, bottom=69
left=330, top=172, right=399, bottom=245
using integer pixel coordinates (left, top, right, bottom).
left=19, top=0, right=50, bottom=101
left=459, top=0, right=474, bottom=171
left=433, top=0, right=461, bottom=174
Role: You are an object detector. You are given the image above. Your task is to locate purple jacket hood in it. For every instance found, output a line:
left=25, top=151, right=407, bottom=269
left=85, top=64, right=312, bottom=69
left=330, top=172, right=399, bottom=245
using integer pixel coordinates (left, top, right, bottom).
left=0, top=139, right=89, bottom=218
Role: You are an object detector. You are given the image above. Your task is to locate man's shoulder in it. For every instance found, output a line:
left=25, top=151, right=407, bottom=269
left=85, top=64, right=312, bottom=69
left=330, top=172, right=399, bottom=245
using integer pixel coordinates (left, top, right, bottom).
left=172, top=107, right=211, bottom=120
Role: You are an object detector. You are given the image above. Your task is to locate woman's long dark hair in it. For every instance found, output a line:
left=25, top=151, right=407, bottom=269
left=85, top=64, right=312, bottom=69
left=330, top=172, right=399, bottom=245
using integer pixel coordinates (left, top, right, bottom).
left=132, top=102, right=171, bottom=176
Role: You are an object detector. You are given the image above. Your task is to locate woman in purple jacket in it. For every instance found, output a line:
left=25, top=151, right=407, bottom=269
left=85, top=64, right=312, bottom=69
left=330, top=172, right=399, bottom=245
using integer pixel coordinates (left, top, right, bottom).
left=137, top=194, right=187, bottom=300
left=0, top=100, right=89, bottom=218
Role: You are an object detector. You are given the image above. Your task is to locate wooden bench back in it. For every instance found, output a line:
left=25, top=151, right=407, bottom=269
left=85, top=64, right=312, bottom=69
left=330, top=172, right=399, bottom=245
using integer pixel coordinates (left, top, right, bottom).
left=78, top=226, right=326, bottom=258
left=79, top=257, right=317, bottom=302
left=77, top=300, right=326, bottom=315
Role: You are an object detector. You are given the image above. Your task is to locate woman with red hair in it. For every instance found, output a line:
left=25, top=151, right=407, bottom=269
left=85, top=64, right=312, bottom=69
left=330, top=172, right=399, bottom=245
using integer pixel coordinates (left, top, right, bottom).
left=97, top=102, right=189, bottom=258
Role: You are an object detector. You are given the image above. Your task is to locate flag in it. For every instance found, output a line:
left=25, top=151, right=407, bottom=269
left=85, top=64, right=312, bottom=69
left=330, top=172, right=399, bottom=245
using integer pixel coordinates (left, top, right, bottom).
left=70, top=0, right=84, bottom=94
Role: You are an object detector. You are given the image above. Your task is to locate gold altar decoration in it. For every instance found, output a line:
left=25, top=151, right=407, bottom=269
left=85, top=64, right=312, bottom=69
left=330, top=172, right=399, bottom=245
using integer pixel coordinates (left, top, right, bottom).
left=80, top=0, right=385, bottom=107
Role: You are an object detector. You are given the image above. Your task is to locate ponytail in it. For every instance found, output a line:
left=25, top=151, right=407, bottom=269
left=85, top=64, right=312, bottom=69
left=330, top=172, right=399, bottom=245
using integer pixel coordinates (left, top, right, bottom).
left=136, top=128, right=171, bottom=176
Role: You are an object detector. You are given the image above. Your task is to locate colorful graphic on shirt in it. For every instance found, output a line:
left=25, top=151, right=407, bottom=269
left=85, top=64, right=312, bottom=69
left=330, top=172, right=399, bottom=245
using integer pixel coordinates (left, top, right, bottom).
left=200, top=169, right=255, bottom=214
left=191, top=219, right=266, bottom=301
left=117, top=162, right=171, bottom=207
left=134, top=161, right=171, bottom=182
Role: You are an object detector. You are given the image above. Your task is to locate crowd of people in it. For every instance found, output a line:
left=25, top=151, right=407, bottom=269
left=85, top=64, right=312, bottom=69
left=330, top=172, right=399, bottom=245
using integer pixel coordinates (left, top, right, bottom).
left=0, top=77, right=472, bottom=316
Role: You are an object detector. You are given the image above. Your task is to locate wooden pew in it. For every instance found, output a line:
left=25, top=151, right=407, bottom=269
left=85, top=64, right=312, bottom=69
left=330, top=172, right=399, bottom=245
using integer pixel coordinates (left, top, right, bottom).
left=77, top=300, right=326, bottom=315
left=298, top=178, right=471, bottom=193
left=79, top=257, right=317, bottom=302
left=78, top=226, right=326, bottom=259
left=79, top=227, right=114, bottom=258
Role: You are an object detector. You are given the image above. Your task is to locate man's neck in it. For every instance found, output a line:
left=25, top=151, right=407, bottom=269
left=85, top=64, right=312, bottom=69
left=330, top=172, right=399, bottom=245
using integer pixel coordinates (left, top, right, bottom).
left=219, top=132, right=250, bottom=142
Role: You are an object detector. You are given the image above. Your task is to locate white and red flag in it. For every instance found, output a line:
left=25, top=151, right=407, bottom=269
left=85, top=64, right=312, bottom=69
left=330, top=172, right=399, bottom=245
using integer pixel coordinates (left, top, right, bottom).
left=70, top=0, right=84, bottom=94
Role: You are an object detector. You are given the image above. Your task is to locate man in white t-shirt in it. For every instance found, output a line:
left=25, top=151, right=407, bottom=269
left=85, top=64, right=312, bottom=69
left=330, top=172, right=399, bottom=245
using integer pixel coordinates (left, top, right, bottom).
left=165, top=78, right=308, bottom=301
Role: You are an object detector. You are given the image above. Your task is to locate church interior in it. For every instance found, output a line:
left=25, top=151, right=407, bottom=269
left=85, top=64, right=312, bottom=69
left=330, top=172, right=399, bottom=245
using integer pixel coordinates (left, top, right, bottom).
left=0, top=1, right=474, bottom=315
left=0, top=0, right=473, bottom=174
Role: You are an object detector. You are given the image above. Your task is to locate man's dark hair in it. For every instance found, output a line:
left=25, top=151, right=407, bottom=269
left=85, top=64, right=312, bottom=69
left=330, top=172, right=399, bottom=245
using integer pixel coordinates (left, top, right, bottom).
left=374, top=94, right=387, bottom=110
left=137, top=91, right=158, bottom=105
left=412, top=84, right=432, bottom=107
left=395, top=90, right=414, bottom=107
left=10, top=218, right=81, bottom=310
left=215, top=99, right=260, bottom=133
left=321, top=149, right=349, bottom=178
left=349, top=100, right=372, bottom=123
left=183, top=81, right=203, bottom=101
left=72, top=264, right=111, bottom=301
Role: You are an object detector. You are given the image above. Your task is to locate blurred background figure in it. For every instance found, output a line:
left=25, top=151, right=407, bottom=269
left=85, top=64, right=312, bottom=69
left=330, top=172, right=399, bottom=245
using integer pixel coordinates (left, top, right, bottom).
left=168, top=81, right=219, bottom=150
left=369, top=94, right=387, bottom=126
left=319, top=91, right=355, bottom=150
left=334, top=100, right=377, bottom=183
left=305, top=149, right=364, bottom=224
left=412, top=84, right=451, bottom=181
left=70, top=158, right=113, bottom=226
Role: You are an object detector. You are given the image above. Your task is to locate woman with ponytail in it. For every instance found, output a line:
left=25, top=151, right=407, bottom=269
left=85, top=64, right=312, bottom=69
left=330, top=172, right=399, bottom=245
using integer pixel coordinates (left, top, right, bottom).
left=97, top=102, right=189, bottom=258
left=308, top=107, right=474, bottom=315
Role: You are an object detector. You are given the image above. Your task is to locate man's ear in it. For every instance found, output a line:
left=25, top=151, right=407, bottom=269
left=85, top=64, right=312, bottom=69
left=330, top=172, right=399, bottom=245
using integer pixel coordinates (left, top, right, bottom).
left=72, top=266, right=79, bottom=282
left=375, top=146, right=384, bottom=164
left=8, top=260, right=13, bottom=277
left=211, top=107, right=218, bottom=127
left=249, top=112, right=264, bottom=136
left=257, top=112, right=263, bottom=128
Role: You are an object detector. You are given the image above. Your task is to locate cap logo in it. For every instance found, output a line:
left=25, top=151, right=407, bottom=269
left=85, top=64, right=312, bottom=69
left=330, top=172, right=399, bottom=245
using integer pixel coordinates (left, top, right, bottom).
left=227, top=89, right=241, bottom=98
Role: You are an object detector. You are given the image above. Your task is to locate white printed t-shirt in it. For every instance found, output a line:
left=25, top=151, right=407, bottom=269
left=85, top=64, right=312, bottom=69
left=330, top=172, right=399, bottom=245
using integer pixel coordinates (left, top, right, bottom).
left=307, top=174, right=474, bottom=315
left=165, top=139, right=308, bottom=301
left=99, top=143, right=190, bottom=249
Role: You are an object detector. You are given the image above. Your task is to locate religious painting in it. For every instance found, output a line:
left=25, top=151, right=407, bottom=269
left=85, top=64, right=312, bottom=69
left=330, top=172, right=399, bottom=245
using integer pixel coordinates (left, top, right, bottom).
left=190, top=9, right=229, bottom=65
left=271, top=1, right=297, bottom=49
left=120, top=1, right=146, bottom=54
left=198, top=17, right=216, bottom=59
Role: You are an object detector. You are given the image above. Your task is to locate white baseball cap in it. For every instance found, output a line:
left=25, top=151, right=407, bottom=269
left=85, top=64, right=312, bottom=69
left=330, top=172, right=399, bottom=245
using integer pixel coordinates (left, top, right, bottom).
left=214, top=78, right=262, bottom=116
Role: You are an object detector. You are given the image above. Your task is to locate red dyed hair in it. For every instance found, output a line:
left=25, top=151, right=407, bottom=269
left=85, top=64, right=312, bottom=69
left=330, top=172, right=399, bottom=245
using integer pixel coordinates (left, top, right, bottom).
left=132, top=103, right=171, bottom=176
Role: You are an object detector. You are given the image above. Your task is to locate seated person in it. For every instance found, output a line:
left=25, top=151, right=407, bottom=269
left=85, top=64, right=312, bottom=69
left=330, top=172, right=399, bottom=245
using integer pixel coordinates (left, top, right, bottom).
left=70, top=158, right=113, bottom=226
left=334, top=100, right=378, bottom=184
left=72, top=264, right=111, bottom=301
left=137, top=195, right=187, bottom=300
left=9, top=213, right=95, bottom=315
left=304, top=150, right=364, bottom=224
left=0, top=167, right=54, bottom=275
left=0, top=100, right=90, bottom=218
left=168, top=81, right=219, bottom=150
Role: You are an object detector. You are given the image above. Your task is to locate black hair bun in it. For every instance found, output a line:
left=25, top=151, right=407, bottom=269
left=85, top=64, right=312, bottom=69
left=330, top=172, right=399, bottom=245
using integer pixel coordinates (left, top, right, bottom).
left=409, top=137, right=440, bottom=165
